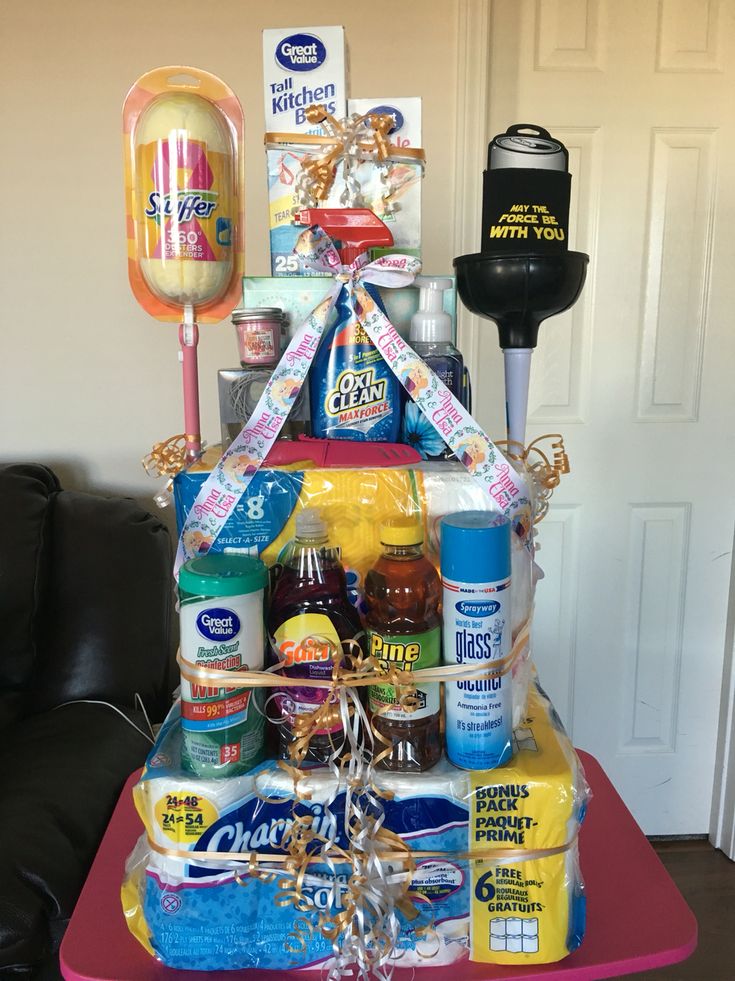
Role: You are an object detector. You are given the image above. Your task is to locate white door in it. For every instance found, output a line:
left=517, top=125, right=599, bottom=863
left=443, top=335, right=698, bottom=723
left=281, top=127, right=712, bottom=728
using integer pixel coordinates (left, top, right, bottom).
left=458, top=0, right=735, bottom=834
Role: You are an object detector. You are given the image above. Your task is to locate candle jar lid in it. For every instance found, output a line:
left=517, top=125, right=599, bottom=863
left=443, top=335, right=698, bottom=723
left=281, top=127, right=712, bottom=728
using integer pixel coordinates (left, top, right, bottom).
left=232, top=307, right=285, bottom=323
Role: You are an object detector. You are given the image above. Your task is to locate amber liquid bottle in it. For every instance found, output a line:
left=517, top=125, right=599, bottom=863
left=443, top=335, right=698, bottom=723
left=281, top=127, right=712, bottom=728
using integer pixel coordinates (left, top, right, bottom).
left=365, top=517, right=442, bottom=771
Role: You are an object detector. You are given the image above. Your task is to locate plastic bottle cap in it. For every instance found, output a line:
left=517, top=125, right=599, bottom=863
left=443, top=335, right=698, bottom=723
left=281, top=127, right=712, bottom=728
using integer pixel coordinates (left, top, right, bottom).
left=415, top=275, right=453, bottom=292
left=293, top=208, right=394, bottom=265
left=380, top=516, right=423, bottom=547
left=440, top=511, right=511, bottom=583
left=295, top=508, right=328, bottom=542
left=410, top=276, right=453, bottom=344
left=179, top=553, right=267, bottom=597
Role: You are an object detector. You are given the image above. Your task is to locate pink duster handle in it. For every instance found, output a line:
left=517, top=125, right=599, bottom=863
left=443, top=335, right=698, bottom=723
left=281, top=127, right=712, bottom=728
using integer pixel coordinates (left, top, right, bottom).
left=179, top=307, right=201, bottom=462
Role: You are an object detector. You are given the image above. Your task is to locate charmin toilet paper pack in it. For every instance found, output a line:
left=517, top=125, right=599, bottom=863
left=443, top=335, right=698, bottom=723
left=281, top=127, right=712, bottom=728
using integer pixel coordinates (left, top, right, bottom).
left=122, top=684, right=588, bottom=970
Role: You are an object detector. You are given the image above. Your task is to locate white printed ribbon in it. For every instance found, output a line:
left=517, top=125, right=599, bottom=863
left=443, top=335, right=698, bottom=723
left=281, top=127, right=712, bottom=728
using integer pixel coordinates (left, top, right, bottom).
left=175, top=226, right=529, bottom=575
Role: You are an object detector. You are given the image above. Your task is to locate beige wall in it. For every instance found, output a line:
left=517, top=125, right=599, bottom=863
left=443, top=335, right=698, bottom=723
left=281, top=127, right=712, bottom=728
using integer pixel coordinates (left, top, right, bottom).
left=0, top=0, right=459, bottom=512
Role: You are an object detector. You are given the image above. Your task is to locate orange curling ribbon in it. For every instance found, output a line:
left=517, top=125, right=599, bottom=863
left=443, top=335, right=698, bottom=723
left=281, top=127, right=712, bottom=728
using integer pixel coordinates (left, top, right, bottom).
left=273, top=759, right=311, bottom=801
left=284, top=915, right=313, bottom=956
left=142, top=433, right=190, bottom=479
left=498, top=433, right=570, bottom=525
left=171, top=622, right=532, bottom=976
left=170, top=616, right=533, bottom=975
left=265, top=103, right=425, bottom=206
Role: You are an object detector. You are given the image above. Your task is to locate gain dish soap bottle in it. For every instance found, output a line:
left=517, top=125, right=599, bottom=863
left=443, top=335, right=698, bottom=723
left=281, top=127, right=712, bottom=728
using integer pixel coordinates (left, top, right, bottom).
left=300, top=208, right=402, bottom=442
left=267, top=508, right=364, bottom=763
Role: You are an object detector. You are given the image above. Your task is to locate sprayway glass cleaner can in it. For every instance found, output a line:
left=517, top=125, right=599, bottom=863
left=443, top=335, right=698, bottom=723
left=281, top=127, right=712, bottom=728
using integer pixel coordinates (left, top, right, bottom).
left=481, top=123, right=570, bottom=254
left=179, top=554, right=267, bottom=776
left=441, top=511, right=512, bottom=769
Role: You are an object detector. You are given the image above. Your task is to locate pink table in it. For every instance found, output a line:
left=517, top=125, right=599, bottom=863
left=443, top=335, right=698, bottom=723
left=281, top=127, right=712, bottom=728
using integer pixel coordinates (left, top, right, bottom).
left=60, top=752, right=696, bottom=980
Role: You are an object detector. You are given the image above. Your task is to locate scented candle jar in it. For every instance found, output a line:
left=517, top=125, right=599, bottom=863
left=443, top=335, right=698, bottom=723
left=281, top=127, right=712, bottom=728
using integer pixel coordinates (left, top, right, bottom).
left=232, top=307, right=284, bottom=366
left=220, top=306, right=309, bottom=448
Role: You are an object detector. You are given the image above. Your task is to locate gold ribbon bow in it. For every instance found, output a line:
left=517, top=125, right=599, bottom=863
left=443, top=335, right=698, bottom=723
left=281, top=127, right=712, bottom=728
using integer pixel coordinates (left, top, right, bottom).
left=499, top=433, right=571, bottom=525
left=167, top=620, right=534, bottom=974
left=266, top=103, right=425, bottom=208
left=142, top=434, right=191, bottom=479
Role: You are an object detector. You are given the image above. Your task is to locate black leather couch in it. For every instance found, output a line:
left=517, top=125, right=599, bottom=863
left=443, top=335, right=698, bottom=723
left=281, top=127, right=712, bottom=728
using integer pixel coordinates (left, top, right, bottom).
left=0, top=464, right=173, bottom=976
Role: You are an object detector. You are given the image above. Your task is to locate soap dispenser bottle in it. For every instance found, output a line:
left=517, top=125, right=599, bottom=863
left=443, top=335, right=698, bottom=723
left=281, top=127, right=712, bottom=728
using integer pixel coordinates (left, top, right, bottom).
left=403, top=276, right=471, bottom=460
left=409, top=276, right=468, bottom=405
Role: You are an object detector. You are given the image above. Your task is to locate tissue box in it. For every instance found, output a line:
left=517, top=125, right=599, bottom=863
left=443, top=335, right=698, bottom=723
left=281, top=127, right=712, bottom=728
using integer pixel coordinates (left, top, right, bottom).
left=242, top=274, right=457, bottom=342
left=123, top=684, right=588, bottom=970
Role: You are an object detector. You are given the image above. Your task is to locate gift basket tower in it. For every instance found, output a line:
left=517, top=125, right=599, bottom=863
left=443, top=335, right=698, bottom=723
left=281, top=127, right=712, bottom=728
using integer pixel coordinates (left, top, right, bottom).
left=122, top=32, right=591, bottom=977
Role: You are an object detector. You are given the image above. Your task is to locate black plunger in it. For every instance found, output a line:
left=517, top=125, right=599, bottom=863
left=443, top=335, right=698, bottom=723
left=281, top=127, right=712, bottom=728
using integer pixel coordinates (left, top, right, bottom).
left=454, top=124, right=589, bottom=445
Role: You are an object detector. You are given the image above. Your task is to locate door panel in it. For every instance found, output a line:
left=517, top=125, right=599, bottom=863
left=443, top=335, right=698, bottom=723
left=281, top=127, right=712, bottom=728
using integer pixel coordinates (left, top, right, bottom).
left=475, top=0, right=735, bottom=833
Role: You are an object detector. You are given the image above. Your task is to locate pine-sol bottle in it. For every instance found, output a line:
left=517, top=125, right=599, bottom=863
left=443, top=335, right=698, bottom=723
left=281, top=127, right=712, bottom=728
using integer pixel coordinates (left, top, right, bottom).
left=365, top=517, right=442, bottom=771
left=267, top=508, right=363, bottom=763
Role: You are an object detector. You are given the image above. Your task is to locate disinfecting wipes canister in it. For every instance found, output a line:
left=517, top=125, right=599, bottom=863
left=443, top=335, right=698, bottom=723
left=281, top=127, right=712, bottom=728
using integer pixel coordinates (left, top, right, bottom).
left=441, top=512, right=512, bottom=769
left=178, top=554, right=267, bottom=777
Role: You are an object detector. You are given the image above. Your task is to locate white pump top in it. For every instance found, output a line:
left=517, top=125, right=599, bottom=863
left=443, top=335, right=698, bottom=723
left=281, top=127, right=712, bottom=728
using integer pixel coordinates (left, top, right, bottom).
left=409, top=276, right=453, bottom=344
left=295, top=507, right=328, bottom=542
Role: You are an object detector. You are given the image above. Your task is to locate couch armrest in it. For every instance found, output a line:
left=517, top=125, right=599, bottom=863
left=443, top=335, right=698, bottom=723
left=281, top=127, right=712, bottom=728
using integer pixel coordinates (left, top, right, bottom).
left=31, top=489, right=173, bottom=719
left=0, top=702, right=151, bottom=971
left=0, top=464, right=59, bottom=728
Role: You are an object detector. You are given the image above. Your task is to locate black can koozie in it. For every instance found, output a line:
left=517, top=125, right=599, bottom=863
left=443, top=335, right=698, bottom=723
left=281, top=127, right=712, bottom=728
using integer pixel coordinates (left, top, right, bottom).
left=480, top=124, right=571, bottom=255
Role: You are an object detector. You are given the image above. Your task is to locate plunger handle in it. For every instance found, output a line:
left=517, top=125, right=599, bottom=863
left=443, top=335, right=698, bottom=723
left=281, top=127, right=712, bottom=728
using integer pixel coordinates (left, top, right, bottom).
left=503, top=348, right=532, bottom=447
left=179, top=304, right=201, bottom=463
